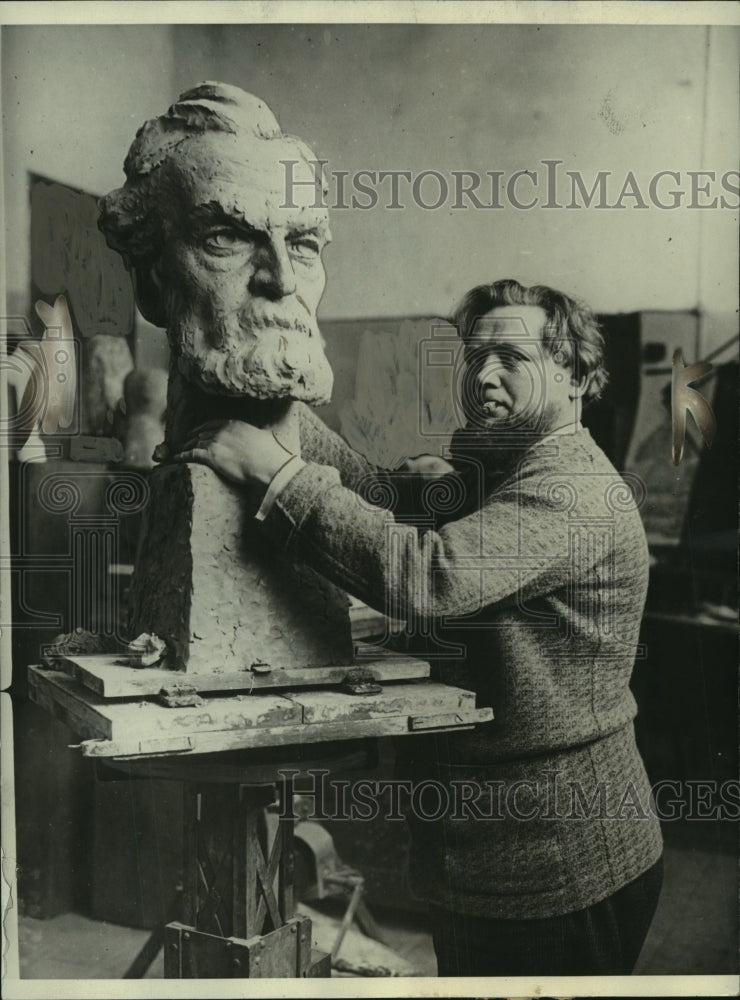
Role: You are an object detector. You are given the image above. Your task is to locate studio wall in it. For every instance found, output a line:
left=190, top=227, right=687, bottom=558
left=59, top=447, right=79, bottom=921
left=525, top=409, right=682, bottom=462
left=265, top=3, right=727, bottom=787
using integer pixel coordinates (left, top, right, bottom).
left=3, top=22, right=738, bottom=357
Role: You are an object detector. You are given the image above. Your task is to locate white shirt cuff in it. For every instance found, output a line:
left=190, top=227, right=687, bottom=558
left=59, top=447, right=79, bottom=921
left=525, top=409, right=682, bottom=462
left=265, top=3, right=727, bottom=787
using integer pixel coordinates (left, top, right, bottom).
left=255, top=454, right=306, bottom=522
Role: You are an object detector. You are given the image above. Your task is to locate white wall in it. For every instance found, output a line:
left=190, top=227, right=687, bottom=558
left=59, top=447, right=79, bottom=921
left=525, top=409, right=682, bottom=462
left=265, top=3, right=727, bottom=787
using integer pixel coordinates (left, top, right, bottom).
left=3, top=23, right=738, bottom=354
left=2, top=25, right=175, bottom=312
left=169, top=22, right=738, bottom=353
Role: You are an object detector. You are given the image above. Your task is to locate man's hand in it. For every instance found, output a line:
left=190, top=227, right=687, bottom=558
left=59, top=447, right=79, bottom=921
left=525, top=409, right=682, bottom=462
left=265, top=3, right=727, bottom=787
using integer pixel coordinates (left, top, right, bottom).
left=401, top=454, right=456, bottom=479
left=176, top=420, right=294, bottom=486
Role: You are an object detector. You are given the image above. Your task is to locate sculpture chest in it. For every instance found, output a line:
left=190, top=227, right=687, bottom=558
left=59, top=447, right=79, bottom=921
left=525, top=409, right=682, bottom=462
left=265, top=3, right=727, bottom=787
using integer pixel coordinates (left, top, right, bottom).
left=129, top=461, right=354, bottom=675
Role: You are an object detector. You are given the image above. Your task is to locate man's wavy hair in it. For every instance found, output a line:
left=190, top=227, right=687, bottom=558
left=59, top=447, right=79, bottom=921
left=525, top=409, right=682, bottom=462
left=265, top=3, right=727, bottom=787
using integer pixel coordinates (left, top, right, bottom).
left=452, top=278, right=608, bottom=406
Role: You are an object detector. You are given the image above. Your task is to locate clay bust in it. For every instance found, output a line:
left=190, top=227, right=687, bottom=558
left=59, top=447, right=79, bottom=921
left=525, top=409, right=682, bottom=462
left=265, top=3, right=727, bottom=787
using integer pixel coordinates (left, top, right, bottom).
left=99, top=81, right=333, bottom=455
left=97, top=83, right=351, bottom=674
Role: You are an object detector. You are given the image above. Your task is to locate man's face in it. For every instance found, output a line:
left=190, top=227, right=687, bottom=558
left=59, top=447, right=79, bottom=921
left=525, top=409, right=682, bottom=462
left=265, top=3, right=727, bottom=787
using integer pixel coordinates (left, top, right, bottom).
left=461, top=304, right=578, bottom=437
left=155, top=132, right=333, bottom=402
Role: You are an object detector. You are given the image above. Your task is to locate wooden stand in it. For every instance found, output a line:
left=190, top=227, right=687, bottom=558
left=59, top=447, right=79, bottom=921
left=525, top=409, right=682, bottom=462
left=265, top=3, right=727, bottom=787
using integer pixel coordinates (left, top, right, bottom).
left=163, top=779, right=329, bottom=979
left=28, top=654, right=493, bottom=979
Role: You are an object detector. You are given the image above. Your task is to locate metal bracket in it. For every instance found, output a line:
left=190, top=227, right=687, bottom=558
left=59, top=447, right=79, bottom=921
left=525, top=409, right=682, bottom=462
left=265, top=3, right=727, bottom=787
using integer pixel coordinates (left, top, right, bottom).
left=156, top=684, right=205, bottom=708
left=408, top=712, right=464, bottom=731
left=164, top=917, right=320, bottom=978
left=340, top=667, right=382, bottom=696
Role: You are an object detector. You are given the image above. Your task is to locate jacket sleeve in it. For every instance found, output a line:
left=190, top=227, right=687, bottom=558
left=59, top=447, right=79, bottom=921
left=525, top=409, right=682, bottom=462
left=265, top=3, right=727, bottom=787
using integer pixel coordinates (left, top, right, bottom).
left=296, top=402, right=430, bottom=519
left=297, top=402, right=381, bottom=492
left=260, top=457, right=579, bottom=620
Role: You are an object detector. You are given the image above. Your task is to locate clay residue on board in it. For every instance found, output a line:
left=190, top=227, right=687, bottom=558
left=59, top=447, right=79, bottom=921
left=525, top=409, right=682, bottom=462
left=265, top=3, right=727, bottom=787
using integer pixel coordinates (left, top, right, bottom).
left=42, top=628, right=117, bottom=666
left=121, top=633, right=168, bottom=667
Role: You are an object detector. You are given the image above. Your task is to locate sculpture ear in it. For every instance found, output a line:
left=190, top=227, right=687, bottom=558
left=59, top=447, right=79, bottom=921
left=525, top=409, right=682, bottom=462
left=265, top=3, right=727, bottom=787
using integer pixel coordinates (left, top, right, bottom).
left=132, top=263, right=168, bottom=328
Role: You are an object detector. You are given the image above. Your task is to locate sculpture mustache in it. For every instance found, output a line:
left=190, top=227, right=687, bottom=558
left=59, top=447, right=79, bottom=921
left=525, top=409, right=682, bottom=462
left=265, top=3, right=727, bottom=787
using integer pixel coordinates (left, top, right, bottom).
left=235, top=293, right=316, bottom=337
left=241, top=310, right=315, bottom=337
left=166, top=288, right=317, bottom=344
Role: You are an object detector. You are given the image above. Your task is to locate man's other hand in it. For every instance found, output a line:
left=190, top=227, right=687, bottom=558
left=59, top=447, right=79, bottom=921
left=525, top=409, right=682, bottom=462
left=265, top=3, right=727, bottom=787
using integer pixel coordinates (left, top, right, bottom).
left=401, top=454, right=456, bottom=479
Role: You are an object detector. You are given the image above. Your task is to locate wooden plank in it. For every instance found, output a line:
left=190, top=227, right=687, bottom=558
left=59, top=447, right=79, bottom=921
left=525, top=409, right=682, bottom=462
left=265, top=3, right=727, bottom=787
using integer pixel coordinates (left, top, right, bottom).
left=177, top=923, right=243, bottom=978
left=79, top=703, right=494, bottom=759
left=182, top=786, right=198, bottom=929
left=277, top=791, right=295, bottom=925
left=348, top=602, right=392, bottom=639
left=284, top=683, right=476, bottom=724
left=98, top=746, right=373, bottom=784
left=241, top=919, right=306, bottom=978
left=410, top=712, right=475, bottom=731
left=308, top=949, right=332, bottom=977
left=30, top=665, right=493, bottom=760
left=163, top=924, right=183, bottom=978
left=53, top=653, right=430, bottom=699
left=245, top=802, right=261, bottom=940
left=232, top=789, right=248, bottom=940
left=28, top=665, right=114, bottom=740
left=29, top=667, right=303, bottom=744
left=295, top=915, right=313, bottom=977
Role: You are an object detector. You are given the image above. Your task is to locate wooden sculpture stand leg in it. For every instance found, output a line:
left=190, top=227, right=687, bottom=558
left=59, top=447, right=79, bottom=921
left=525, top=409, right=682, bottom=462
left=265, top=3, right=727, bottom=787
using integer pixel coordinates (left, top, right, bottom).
left=164, top=782, right=330, bottom=979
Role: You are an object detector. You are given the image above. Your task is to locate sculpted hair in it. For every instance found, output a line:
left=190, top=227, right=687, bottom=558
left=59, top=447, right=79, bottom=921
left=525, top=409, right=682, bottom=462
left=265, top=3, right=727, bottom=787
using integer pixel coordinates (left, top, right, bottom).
left=452, top=278, right=608, bottom=405
left=97, top=82, right=316, bottom=270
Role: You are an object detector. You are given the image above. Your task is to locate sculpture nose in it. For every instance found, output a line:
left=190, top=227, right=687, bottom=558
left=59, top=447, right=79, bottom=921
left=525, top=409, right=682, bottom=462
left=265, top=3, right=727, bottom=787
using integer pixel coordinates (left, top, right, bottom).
left=249, top=237, right=297, bottom=300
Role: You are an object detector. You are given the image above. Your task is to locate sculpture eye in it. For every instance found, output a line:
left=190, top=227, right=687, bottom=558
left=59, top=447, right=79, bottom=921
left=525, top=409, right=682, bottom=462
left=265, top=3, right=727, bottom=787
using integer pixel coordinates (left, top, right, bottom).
left=203, top=228, right=247, bottom=254
left=289, top=235, right=321, bottom=260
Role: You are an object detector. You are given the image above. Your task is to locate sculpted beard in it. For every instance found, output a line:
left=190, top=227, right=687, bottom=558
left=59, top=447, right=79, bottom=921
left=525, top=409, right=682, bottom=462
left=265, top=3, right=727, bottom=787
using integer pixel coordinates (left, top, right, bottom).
left=169, top=298, right=334, bottom=404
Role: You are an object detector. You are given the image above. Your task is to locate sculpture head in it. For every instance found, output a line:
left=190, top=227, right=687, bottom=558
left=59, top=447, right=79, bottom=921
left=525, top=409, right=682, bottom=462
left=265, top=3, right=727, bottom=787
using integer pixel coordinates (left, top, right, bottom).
left=99, top=82, right=333, bottom=404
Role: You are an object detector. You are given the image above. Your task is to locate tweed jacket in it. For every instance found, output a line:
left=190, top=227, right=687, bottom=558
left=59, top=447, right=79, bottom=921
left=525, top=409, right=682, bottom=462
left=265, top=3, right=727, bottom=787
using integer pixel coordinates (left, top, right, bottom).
left=260, top=403, right=663, bottom=918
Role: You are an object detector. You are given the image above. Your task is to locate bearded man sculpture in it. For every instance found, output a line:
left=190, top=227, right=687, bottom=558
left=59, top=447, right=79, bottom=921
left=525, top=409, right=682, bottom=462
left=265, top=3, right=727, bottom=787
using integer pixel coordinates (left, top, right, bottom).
left=99, top=82, right=352, bottom=673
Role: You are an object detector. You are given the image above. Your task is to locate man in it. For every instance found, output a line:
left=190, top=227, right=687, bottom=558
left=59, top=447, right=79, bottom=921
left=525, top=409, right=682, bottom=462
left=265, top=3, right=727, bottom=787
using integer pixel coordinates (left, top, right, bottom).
left=181, top=279, right=663, bottom=977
